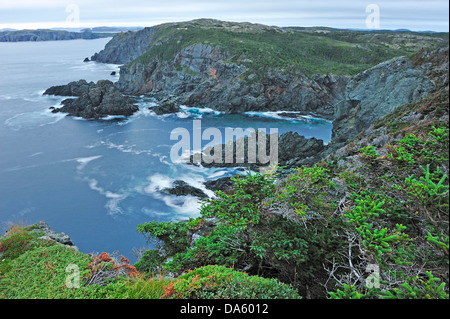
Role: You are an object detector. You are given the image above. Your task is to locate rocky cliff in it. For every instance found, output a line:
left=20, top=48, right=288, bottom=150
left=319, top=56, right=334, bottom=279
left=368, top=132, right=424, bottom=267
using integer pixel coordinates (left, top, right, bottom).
left=89, top=19, right=447, bottom=168
left=114, top=42, right=349, bottom=119
left=327, top=56, right=436, bottom=152
left=91, top=19, right=446, bottom=121
left=90, top=27, right=160, bottom=64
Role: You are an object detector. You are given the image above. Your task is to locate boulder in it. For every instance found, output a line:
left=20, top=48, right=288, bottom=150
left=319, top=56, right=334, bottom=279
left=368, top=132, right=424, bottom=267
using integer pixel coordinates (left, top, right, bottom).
left=153, top=97, right=180, bottom=115
left=163, top=180, right=209, bottom=199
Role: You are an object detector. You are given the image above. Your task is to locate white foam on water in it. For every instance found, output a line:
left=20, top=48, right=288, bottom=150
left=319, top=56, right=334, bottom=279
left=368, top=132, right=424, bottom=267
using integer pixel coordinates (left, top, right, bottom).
left=99, top=115, right=127, bottom=121
left=143, top=174, right=174, bottom=194
left=141, top=172, right=211, bottom=217
left=141, top=207, right=170, bottom=217
left=93, top=140, right=153, bottom=156
left=86, top=178, right=128, bottom=216
left=178, top=105, right=223, bottom=119
left=29, top=152, right=44, bottom=158
left=75, top=155, right=102, bottom=170
left=162, top=195, right=202, bottom=217
left=3, top=108, right=67, bottom=130
left=245, top=111, right=331, bottom=123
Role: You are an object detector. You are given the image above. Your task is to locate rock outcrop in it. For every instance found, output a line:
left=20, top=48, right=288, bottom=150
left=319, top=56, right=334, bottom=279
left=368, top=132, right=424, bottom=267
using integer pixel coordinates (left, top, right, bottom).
left=188, top=130, right=324, bottom=170
left=31, top=221, right=78, bottom=250
left=328, top=56, right=436, bottom=152
left=278, top=132, right=325, bottom=167
left=44, top=79, right=139, bottom=119
left=90, top=27, right=160, bottom=64
left=90, top=20, right=446, bottom=125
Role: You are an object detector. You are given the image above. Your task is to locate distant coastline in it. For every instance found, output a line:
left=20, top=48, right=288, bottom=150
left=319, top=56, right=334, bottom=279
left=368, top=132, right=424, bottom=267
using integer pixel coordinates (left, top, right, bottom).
left=0, top=29, right=112, bottom=42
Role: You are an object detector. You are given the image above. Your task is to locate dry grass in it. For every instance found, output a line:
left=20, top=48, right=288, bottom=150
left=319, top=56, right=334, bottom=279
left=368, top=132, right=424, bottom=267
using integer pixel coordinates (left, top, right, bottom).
left=1, top=219, right=30, bottom=237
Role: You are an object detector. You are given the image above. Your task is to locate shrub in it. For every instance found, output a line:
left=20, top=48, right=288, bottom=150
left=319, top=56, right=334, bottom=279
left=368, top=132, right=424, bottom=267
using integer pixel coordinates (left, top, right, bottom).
left=134, top=249, right=166, bottom=274
left=161, top=265, right=301, bottom=299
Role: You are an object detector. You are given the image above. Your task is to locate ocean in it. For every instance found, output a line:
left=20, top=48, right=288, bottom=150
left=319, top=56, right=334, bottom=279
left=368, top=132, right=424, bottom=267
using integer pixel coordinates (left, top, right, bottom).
left=0, top=38, right=332, bottom=262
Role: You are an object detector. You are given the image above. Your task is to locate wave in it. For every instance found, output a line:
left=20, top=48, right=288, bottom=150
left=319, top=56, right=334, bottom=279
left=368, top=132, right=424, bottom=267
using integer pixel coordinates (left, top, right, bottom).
left=140, top=172, right=216, bottom=217
left=126, top=102, right=224, bottom=123
left=178, top=105, right=223, bottom=119
left=88, top=140, right=153, bottom=156
left=86, top=178, right=128, bottom=216
left=75, top=155, right=102, bottom=170
left=3, top=108, right=67, bottom=130
left=245, top=111, right=331, bottom=123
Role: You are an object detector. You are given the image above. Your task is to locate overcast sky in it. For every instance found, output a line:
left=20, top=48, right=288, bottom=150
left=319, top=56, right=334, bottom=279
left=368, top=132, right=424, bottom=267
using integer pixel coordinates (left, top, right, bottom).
left=0, top=0, right=448, bottom=32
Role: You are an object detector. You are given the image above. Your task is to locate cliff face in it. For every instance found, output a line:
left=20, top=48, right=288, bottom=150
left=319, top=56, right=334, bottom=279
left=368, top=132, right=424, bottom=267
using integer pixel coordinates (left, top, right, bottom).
left=329, top=56, right=436, bottom=150
left=115, top=42, right=349, bottom=118
left=90, top=27, right=160, bottom=64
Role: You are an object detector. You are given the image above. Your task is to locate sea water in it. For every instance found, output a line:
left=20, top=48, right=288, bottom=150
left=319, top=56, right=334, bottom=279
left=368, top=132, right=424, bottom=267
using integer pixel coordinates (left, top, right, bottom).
left=0, top=38, right=332, bottom=261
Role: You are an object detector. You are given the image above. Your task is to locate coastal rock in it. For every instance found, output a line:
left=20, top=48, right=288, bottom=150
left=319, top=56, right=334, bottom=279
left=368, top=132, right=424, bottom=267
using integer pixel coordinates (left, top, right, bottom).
left=91, top=27, right=160, bottom=64
left=43, top=79, right=94, bottom=97
left=188, top=131, right=324, bottom=170
left=163, top=180, right=209, bottom=199
left=115, top=44, right=349, bottom=119
left=44, top=79, right=139, bottom=119
left=329, top=56, right=435, bottom=151
left=153, top=96, right=181, bottom=115
left=32, top=221, right=79, bottom=251
left=94, top=20, right=349, bottom=119
left=204, top=176, right=235, bottom=193
left=278, top=132, right=325, bottom=167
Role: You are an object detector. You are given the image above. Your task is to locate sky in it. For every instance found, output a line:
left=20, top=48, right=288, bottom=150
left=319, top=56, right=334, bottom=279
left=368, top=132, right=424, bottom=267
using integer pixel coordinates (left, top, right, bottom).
left=0, top=0, right=448, bottom=32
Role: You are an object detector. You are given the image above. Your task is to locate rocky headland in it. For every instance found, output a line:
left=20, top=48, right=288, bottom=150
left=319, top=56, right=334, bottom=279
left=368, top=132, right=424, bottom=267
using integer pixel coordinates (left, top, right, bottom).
left=44, top=79, right=139, bottom=119
left=46, top=19, right=448, bottom=175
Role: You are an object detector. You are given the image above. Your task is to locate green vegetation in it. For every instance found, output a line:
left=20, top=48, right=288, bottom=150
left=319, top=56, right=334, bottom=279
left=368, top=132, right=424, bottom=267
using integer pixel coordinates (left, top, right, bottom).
left=162, top=265, right=300, bottom=299
left=0, top=223, right=297, bottom=299
left=134, top=86, right=448, bottom=299
left=130, top=20, right=448, bottom=80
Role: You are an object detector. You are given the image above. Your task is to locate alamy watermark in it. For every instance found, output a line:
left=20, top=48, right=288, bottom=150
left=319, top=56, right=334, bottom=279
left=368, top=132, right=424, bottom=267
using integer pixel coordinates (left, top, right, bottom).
left=365, top=264, right=381, bottom=288
left=366, top=4, right=381, bottom=29
left=65, top=3, right=80, bottom=27
left=65, top=264, right=80, bottom=288
left=170, top=120, right=279, bottom=171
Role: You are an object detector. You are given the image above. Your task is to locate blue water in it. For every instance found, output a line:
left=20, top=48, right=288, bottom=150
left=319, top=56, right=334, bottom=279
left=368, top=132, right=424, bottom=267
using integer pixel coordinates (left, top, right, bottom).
left=0, top=38, right=332, bottom=262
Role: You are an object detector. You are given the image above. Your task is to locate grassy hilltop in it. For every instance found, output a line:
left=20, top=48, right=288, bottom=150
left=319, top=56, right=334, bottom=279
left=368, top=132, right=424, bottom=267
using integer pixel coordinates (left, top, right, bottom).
left=129, top=19, right=448, bottom=77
